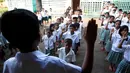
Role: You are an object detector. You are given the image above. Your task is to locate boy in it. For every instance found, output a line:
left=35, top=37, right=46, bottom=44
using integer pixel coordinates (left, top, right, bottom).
left=78, top=16, right=83, bottom=32
left=72, top=17, right=78, bottom=24
left=57, top=38, right=76, bottom=64
left=60, top=24, right=80, bottom=54
left=42, top=28, right=56, bottom=56
left=1, top=9, right=97, bottom=73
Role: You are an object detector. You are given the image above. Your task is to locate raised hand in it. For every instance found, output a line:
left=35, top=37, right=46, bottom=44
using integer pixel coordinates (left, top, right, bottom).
left=83, top=18, right=98, bottom=44
left=111, top=28, right=115, bottom=34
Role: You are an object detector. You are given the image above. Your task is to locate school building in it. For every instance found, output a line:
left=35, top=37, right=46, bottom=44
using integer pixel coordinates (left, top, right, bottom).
left=5, top=0, right=130, bottom=18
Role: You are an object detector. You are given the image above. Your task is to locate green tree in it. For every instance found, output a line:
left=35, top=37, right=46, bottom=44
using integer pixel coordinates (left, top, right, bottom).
left=0, top=0, right=4, bottom=2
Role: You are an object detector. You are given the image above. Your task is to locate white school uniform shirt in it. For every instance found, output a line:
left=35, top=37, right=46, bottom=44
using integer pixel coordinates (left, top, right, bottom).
left=37, top=14, right=42, bottom=21
left=53, top=28, right=62, bottom=41
left=42, top=35, right=56, bottom=50
left=115, top=13, right=123, bottom=20
left=125, top=22, right=130, bottom=33
left=122, top=45, right=130, bottom=61
left=121, top=17, right=128, bottom=26
left=111, top=28, right=119, bottom=43
left=79, top=22, right=83, bottom=32
left=62, top=32, right=79, bottom=50
left=3, top=50, right=81, bottom=73
left=103, top=22, right=115, bottom=30
left=75, top=30, right=81, bottom=40
left=57, top=47, right=76, bottom=63
left=41, top=11, right=45, bottom=17
left=102, top=18, right=109, bottom=26
left=111, top=34, right=130, bottom=52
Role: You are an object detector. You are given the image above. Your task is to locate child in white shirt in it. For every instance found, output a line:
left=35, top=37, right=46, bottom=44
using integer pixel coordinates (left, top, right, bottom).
left=116, top=34, right=130, bottom=73
left=121, top=12, right=128, bottom=26
left=60, top=24, right=80, bottom=54
left=57, top=38, right=76, bottom=64
left=42, top=28, right=56, bottom=56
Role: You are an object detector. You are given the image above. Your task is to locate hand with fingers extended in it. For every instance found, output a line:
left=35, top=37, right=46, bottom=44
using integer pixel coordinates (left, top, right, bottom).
left=83, top=18, right=98, bottom=44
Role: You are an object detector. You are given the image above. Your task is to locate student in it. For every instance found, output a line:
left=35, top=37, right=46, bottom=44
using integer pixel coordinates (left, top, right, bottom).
left=115, top=32, right=130, bottom=73
left=53, top=23, right=62, bottom=48
left=121, top=11, right=128, bottom=26
left=107, top=25, right=129, bottom=72
left=78, top=15, right=83, bottom=32
left=100, top=16, right=115, bottom=51
left=1, top=9, right=97, bottom=73
left=105, top=20, right=121, bottom=55
left=72, top=17, right=78, bottom=24
left=36, top=11, right=42, bottom=25
left=48, top=8, right=52, bottom=23
left=42, top=28, right=56, bottom=56
left=41, top=8, right=45, bottom=24
left=115, top=9, right=123, bottom=20
left=60, top=24, right=79, bottom=54
left=57, top=38, right=76, bottom=64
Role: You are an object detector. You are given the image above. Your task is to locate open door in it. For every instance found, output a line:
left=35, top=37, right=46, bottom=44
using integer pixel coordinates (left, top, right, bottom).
left=72, top=0, right=80, bottom=12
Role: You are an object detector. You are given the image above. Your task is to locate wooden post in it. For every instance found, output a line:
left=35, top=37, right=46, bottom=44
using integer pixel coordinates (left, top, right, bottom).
left=72, top=0, right=80, bottom=12
left=36, top=0, right=42, bottom=11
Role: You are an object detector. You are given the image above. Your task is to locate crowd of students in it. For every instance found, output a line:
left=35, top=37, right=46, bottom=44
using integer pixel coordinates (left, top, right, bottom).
left=0, top=8, right=97, bottom=73
left=40, top=7, right=83, bottom=64
left=100, top=2, right=130, bottom=73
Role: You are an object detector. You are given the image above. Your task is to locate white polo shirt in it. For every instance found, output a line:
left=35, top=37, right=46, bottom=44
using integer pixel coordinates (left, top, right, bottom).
left=121, top=17, right=128, bottom=26
left=122, top=45, right=130, bottom=61
left=111, top=34, right=130, bottom=52
left=57, top=47, right=76, bottom=63
left=62, top=32, right=79, bottom=50
left=42, top=35, right=56, bottom=50
left=3, top=50, right=81, bottom=73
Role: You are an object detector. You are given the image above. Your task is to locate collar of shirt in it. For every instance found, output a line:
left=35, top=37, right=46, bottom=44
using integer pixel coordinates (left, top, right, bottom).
left=15, top=50, right=47, bottom=61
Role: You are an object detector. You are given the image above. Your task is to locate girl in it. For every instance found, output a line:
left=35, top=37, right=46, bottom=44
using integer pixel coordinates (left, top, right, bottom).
left=107, top=25, right=129, bottom=72
left=100, top=16, right=114, bottom=51
left=115, top=29, right=130, bottom=73
left=105, top=20, right=121, bottom=55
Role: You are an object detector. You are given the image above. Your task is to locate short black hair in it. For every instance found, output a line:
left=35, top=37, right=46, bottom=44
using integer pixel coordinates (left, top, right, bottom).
left=123, top=11, right=127, bottom=14
left=119, top=25, right=129, bottom=36
left=65, top=38, right=72, bottom=45
left=60, top=17, right=64, bottom=20
left=1, top=9, right=40, bottom=52
left=73, top=17, right=78, bottom=20
left=70, top=24, right=76, bottom=28
left=115, top=20, right=121, bottom=25
left=105, top=12, right=109, bottom=15
left=110, top=15, right=115, bottom=19
left=78, top=16, right=82, bottom=20
left=119, top=9, right=122, bottom=12
left=115, top=6, right=118, bottom=9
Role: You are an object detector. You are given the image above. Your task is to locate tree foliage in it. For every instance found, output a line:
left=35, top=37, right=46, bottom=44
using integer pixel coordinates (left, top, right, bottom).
left=0, top=0, right=4, bottom=2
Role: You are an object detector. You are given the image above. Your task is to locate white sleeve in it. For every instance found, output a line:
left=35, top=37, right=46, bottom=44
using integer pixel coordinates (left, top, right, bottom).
left=72, top=51, right=76, bottom=62
left=75, top=36, right=80, bottom=43
left=122, top=45, right=130, bottom=50
left=59, top=59, right=81, bottom=73
left=3, top=62, right=9, bottom=73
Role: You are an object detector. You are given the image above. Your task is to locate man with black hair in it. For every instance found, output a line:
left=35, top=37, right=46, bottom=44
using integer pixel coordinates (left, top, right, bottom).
left=1, top=9, right=97, bottom=73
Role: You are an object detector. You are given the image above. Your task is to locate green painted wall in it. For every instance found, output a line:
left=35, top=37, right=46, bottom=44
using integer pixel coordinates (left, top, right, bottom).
left=32, top=0, right=37, bottom=12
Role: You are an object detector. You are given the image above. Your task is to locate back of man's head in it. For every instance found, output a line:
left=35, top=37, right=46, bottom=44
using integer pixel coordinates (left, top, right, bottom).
left=1, top=9, right=40, bottom=52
